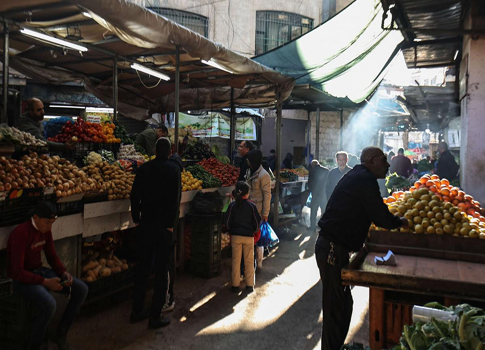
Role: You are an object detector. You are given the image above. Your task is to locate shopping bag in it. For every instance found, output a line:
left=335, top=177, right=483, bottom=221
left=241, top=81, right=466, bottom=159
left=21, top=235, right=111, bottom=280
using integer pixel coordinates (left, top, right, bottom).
left=254, top=228, right=261, bottom=244
left=257, top=221, right=279, bottom=247
left=306, top=192, right=312, bottom=207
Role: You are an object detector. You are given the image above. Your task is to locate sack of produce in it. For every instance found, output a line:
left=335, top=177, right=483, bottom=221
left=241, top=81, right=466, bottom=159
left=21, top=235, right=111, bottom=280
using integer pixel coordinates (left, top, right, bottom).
left=191, top=191, right=223, bottom=215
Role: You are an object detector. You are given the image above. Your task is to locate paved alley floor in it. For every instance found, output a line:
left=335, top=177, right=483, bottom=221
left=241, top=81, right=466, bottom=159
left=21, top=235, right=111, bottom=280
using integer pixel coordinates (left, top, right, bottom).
left=68, top=224, right=370, bottom=350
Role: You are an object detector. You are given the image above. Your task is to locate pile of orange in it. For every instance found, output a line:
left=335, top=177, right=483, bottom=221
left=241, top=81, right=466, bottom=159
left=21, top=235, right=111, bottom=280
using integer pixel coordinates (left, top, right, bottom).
left=408, top=174, right=483, bottom=218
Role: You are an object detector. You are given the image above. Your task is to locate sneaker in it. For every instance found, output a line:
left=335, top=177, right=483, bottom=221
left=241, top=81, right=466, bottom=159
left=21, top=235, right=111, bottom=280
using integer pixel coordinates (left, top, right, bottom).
left=148, top=316, right=171, bottom=329
left=130, top=309, right=151, bottom=324
left=245, top=286, right=254, bottom=293
left=231, top=286, right=239, bottom=293
left=162, top=301, right=175, bottom=313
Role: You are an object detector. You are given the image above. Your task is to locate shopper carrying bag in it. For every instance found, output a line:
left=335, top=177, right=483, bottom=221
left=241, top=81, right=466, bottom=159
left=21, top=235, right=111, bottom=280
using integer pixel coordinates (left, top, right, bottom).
left=223, top=181, right=261, bottom=293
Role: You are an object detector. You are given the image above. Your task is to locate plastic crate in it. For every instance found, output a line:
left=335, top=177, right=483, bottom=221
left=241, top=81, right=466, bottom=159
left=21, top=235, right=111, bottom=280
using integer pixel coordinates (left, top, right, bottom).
left=83, top=192, right=108, bottom=204
left=85, top=277, right=112, bottom=302
left=186, top=259, right=222, bottom=279
left=56, top=199, right=83, bottom=217
left=0, top=188, right=44, bottom=226
left=0, top=278, right=13, bottom=299
left=112, top=266, right=134, bottom=290
left=0, top=295, right=34, bottom=349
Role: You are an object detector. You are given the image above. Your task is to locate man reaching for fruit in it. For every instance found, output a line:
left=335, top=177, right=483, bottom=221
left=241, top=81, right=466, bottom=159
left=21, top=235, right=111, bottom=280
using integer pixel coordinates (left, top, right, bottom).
left=19, top=98, right=75, bottom=151
left=314, top=147, right=408, bottom=350
left=7, top=201, right=88, bottom=350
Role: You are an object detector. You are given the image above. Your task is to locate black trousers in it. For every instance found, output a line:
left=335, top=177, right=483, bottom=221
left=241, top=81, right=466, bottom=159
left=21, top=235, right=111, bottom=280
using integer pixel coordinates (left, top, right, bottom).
left=132, top=224, right=174, bottom=319
left=310, top=194, right=327, bottom=228
left=167, top=243, right=175, bottom=305
left=315, top=236, right=353, bottom=350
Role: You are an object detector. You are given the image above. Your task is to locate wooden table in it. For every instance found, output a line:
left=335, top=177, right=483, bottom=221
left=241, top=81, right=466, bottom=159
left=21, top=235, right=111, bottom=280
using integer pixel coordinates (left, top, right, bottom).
left=341, top=231, right=485, bottom=349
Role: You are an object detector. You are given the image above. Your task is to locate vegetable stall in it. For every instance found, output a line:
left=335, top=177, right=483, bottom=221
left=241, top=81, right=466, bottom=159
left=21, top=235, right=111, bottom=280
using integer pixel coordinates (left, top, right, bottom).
left=341, top=174, right=485, bottom=349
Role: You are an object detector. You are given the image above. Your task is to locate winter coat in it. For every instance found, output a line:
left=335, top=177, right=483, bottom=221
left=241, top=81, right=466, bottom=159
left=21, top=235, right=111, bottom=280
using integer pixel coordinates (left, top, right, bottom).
left=246, top=165, right=271, bottom=218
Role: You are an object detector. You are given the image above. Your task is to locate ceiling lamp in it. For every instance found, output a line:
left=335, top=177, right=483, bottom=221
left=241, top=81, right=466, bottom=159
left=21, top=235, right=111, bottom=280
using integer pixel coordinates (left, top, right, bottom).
left=131, top=63, right=170, bottom=81
left=201, top=60, right=234, bottom=74
left=20, top=28, right=88, bottom=52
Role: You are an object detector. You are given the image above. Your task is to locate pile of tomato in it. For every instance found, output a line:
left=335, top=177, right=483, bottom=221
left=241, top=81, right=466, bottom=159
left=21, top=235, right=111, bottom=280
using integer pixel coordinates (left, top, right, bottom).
left=49, top=118, right=111, bottom=143
left=198, top=158, right=239, bottom=187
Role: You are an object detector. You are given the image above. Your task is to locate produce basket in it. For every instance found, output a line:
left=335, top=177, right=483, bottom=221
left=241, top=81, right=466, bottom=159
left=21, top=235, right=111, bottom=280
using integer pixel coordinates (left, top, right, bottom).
left=0, top=278, right=13, bottom=299
left=56, top=199, right=84, bottom=216
left=0, top=188, right=44, bottom=226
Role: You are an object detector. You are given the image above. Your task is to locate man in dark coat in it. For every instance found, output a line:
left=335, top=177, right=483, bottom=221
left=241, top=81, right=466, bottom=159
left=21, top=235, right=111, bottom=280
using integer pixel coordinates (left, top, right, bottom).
left=315, top=147, right=407, bottom=350
left=237, top=140, right=255, bottom=181
left=435, top=142, right=459, bottom=180
left=308, top=160, right=329, bottom=230
left=389, top=148, right=414, bottom=178
left=326, top=151, right=352, bottom=200
left=130, top=137, right=181, bottom=329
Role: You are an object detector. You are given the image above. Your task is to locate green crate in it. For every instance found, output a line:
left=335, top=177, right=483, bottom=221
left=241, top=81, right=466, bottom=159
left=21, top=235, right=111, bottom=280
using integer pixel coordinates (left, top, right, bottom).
left=186, top=259, right=221, bottom=279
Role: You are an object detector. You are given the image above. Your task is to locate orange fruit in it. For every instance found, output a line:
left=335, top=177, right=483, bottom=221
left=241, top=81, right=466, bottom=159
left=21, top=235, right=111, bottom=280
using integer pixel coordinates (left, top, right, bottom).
left=441, top=179, right=450, bottom=186
left=429, top=185, right=438, bottom=193
left=458, top=190, right=466, bottom=197
left=472, top=200, right=481, bottom=208
left=386, top=197, right=396, bottom=203
left=453, top=199, right=460, bottom=206
left=467, top=208, right=476, bottom=216
left=414, top=181, right=421, bottom=189
left=458, top=202, right=467, bottom=209
left=450, top=187, right=459, bottom=196
left=431, top=174, right=439, bottom=180
left=465, top=202, right=472, bottom=209
left=442, top=196, right=451, bottom=202
left=425, top=180, right=434, bottom=187
left=410, top=187, right=415, bottom=193
left=420, top=177, right=428, bottom=184
left=473, top=212, right=480, bottom=218
left=441, top=188, right=450, bottom=196
left=464, top=194, right=473, bottom=202
left=455, top=196, right=464, bottom=202
left=435, top=193, right=443, bottom=200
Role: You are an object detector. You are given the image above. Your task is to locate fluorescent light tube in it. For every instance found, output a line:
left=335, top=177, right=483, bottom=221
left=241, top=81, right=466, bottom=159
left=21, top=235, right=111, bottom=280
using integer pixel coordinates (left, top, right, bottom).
left=454, top=50, right=459, bottom=60
left=50, top=105, right=86, bottom=109
left=86, top=107, right=114, bottom=113
left=20, top=28, right=88, bottom=52
left=201, top=60, right=234, bottom=74
left=131, top=63, right=170, bottom=81
left=82, top=12, right=92, bottom=18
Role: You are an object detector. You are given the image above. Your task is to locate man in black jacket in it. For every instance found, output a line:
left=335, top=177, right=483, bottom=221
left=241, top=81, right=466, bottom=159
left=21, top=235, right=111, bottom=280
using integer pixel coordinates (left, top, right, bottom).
left=315, top=147, right=407, bottom=350
left=130, top=138, right=181, bottom=329
left=308, top=160, right=329, bottom=230
left=435, top=142, right=459, bottom=181
left=237, top=140, right=255, bottom=181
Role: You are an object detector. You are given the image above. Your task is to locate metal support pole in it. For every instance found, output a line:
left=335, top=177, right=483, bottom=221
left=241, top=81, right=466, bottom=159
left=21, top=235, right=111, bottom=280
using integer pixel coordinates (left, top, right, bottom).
left=113, top=56, right=118, bottom=121
left=307, top=110, right=311, bottom=165
left=1, top=21, right=9, bottom=125
left=315, top=107, right=320, bottom=161
left=229, top=88, right=236, bottom=162
left=274, top=86, right=282, bottom=227
left=340, top=108, right=343, bottom=150
left=174, top=45, right=180, bottom=154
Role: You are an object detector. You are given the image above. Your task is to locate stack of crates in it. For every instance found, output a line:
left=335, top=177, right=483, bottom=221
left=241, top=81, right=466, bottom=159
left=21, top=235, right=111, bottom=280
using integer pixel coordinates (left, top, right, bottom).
left=186, top=213, right=222, bottom=278
left=0, top=295, right=34, bottom=349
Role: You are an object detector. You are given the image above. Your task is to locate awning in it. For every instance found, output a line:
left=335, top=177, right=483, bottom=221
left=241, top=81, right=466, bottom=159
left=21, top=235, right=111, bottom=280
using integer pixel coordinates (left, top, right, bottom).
left=253, top=0, right=404, bottom=106
left=0, top=0, right=294, bottom=120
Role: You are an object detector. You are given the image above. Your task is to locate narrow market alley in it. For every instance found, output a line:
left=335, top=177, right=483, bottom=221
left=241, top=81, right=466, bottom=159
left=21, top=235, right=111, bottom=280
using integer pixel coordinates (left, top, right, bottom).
left=67, top=225, right=370, bottom=350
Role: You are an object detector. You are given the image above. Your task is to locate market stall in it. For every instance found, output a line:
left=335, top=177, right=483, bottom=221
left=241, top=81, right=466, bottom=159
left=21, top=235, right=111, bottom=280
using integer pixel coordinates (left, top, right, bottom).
left=341, top=174, right=485, bottom=349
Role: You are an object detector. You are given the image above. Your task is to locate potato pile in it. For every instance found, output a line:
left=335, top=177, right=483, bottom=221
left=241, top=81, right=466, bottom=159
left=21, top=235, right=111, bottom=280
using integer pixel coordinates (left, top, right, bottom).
left=81, top=254, right=128, bottom=283
left=83, top=161, right=135, bottom=200
left=378, top=187, right=485, bottom=238
left=0, top=153, right=93, bottom=197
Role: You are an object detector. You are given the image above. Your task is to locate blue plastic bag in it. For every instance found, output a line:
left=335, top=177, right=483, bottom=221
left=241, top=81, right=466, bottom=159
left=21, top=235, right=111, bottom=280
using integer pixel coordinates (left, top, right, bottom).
left=257, top=221, right=279, bottom=247
left=306, top=192, right=312, bottom=207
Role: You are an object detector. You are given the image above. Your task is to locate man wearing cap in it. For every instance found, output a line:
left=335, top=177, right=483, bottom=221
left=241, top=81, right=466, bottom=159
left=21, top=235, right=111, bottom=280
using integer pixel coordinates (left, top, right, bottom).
left=135, top=124, right=169, bottom=156
left=130, top=137, right=181, bottom=329
left=7, top=201, right=88, bottom=350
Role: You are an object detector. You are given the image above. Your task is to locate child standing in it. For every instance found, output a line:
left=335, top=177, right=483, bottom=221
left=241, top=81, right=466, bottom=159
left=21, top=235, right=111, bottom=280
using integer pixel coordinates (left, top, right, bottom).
left=223, top=181, right=261, bottom=293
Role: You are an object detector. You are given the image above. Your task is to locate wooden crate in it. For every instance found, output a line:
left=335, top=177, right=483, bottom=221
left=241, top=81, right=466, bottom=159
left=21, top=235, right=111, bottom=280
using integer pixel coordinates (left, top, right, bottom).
left=368, top=230, right=485, bottom=264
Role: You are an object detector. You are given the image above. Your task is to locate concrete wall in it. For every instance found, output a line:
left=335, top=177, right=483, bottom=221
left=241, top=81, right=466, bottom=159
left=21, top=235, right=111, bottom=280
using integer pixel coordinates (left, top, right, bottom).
left=130, top=0, right=347, bottom=56
left=261, top=116, right=308, bottom=163
left=460, top=10, right=485, bottom=203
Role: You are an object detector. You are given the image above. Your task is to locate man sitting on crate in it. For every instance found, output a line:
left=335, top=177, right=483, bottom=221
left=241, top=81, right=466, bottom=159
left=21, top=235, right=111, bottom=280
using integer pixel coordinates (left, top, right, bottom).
left=130, top=137, right=181, bottom=329
left=6, top=201, right=88, bottom=350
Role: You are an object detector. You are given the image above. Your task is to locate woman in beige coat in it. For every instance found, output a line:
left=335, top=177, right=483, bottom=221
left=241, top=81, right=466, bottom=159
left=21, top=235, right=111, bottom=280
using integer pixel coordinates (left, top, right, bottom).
left=246, top=149, right=271, bottom=269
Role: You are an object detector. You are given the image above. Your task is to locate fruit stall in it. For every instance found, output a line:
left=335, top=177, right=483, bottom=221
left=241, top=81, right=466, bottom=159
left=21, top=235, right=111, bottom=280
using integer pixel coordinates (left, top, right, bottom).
left=0, top=126, right=238, bottom=305
left=341, top=174, right=485, bottom=349
left=276, top=167, right=310, bottom=225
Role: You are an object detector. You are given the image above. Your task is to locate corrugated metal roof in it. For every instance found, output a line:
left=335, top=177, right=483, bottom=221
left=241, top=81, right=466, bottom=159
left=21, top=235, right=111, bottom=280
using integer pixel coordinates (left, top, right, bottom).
left=381, top=0, right=466, bottom=68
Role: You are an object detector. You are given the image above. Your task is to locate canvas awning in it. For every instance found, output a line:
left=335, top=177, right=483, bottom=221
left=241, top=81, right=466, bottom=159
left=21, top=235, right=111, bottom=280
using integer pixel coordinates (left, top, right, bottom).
left=253, top=0, right=404, bottom=109
left=0, top=0, right=294, bottom=120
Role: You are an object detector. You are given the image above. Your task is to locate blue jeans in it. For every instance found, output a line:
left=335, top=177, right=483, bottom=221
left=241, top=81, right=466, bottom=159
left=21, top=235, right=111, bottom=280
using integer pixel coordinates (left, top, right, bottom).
left=13, top=267, right=88, bottom=347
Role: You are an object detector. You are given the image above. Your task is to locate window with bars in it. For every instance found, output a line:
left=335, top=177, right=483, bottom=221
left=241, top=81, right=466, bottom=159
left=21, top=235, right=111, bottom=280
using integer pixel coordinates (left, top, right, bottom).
left=255, top=11, right=313, bottom=55
left=149, top=7, right=209, bottom=37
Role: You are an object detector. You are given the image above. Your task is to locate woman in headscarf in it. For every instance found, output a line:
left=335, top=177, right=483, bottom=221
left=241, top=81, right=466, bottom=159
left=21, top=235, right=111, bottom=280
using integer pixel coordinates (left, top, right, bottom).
left=281, top=153, right=293, bottom=169
left=246, top=149, right=271, bottom=269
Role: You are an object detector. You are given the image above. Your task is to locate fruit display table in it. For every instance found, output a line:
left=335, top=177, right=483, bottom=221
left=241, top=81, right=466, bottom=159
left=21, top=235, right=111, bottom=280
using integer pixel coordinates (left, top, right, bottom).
left=341, top=231, right=485, bottom=349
